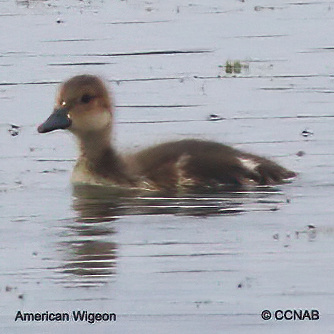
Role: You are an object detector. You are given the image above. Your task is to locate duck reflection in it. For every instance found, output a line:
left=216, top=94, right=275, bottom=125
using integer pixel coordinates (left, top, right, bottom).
left=59, top=239, right=117, bottom=283
left=71, top=183, right=289, bottom=219
left=72, top=184, right=251, bottom=217
left=76, top=183, right=289, bottom=214
left=58, top=183, right=288, bottom=287
left=56, top=186, right=122, bottom=288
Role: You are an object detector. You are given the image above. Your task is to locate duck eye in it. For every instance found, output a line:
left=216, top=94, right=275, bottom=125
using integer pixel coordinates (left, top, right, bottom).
left=81, top=94, right=92, bottom=104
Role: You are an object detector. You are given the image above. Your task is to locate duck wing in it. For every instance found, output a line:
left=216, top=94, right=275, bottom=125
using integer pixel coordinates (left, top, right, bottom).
left=128, top=139, right=295, bottom=189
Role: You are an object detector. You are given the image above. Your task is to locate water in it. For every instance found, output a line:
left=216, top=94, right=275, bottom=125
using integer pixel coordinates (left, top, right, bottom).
left=1, top=0, right=334, bottom=333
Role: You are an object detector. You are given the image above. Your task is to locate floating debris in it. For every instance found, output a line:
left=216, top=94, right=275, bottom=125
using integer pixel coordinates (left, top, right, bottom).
left=295, top=225, right=317, bottom=241
left=207, top=114, right=224, bottom=121
left=296, top=150, right=306, bottom=157
left=254, top=6, right=275, bottom=12
left=308, top=226, right=317, bottom=241
left=236, top=277, right=253, bottom=289
left=301, top=128, right=313, bottom=137
left=220, top=60, right=249, bottom=75
left=8, top=124, right=20, bottom=137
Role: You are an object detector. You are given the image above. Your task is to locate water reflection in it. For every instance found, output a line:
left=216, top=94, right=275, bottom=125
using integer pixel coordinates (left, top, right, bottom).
left=72, top=183, right=289, bottom=217
left=58, top=217, right=117, bottom=287
left=57, top=190, right=119, bottom=288
left=57, top=184, right=289, bottom=287
left=58, top=239, right=117, bottom=288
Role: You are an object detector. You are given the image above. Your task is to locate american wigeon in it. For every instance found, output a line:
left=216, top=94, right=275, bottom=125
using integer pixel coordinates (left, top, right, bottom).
left=38, top=75, right=295, bottom=191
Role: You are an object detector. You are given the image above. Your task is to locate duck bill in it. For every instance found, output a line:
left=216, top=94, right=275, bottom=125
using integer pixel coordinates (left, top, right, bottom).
left=38, top=107, right=72, bottom=133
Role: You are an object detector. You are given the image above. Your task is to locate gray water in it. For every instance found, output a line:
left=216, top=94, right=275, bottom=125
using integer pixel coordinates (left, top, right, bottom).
left=1, top=0, right=334, bottom=333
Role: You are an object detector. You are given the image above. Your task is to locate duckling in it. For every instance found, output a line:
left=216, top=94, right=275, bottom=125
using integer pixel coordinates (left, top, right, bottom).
left=38, top=74, right=295, bottom=191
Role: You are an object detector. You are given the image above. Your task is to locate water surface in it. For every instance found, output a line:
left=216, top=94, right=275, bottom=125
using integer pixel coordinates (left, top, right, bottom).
left=1, top=0, right=334, bottom=333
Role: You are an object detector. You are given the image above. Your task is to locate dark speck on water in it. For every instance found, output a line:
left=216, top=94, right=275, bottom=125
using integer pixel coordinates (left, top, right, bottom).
left=207, top=114, right=224, bottom=121
left=301, top=128, right=314, bottom=137
left=8, top=124, right=20, bottom=136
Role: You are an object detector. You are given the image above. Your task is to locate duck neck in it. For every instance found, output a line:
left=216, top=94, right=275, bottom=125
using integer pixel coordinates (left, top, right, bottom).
left=77, top=128, right=113, bottom=161
left=75, top=128, right=134, bottom=184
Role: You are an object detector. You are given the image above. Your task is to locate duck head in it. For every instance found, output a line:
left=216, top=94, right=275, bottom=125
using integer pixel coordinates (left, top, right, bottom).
left=38, top=75, right=112, bottom=137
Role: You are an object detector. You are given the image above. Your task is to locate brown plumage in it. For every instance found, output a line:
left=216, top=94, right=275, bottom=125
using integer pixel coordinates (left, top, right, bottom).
left=38, top=74, right=296, bottom=192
